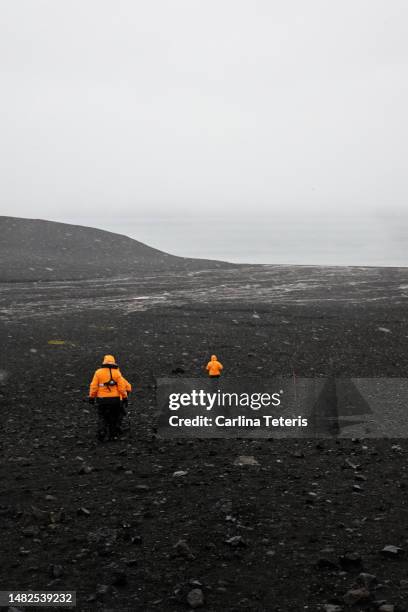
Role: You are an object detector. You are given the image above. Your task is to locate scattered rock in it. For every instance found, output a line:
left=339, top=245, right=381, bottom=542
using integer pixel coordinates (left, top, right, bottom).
left=344, top=459, right=360, bottom=470
left=356, top=572, right=377, bottom=589
left=50, top=564, right=64, bottom=578
left=353, top=484, right=363, bottom=492
left=77, top=507, right=91, bottom=516
left=343, top=587, right=370, bottom=605
left=233, top=455, right=260, bottom=466
left=225, top=535, right=246, bottom=547
left=31, top=506, right=47, bottom=521
left=78, top=464, right=93, bottom=474
left=95, top=584, right=112, bottom=600
left=186, top=588, right=204, bottom=608
left=323, top=605, right=343, bottom=612
left=381, top=545, right=404, bottom=557
left=173, top=539, right=195, bottom=559
left=49, top=509, right=65, bottom=524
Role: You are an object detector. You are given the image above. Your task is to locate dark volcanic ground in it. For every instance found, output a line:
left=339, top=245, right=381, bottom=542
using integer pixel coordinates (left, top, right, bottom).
left=1, top=265, right=408, bottom=612
left=0, top=217, right=229, bottom=282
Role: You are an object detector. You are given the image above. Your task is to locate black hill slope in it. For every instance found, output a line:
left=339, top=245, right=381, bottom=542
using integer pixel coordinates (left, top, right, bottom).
left=0, top=216, right=229, bottom=281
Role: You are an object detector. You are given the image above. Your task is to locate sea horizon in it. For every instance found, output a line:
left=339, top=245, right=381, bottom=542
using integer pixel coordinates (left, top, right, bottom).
left=43, top=211, right=408, bottom=268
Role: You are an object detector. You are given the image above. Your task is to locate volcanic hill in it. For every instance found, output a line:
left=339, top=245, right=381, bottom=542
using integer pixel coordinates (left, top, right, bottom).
left=0, top=216, right=228, bottom=282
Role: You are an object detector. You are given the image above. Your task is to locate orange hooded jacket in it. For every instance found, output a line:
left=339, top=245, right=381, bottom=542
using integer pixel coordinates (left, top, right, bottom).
left=89, top=355, right=132, bottom=399
left=121, top=375, right=132, bottom=396
left=206, top=355, right=223, bottom=377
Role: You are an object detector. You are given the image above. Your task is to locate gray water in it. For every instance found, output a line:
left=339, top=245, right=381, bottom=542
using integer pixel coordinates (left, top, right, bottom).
left=62, top=211, right=408, bottom=267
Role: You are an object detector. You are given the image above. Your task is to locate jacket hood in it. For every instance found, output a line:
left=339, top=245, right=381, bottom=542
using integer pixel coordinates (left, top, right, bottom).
left=102, top=354, right=117, bottom=366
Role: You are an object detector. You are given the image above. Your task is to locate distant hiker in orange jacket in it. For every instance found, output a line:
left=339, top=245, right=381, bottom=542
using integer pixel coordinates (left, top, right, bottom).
left=206, top=355, right=223, bottom=378
left=89, top=355, right=132, bottom=441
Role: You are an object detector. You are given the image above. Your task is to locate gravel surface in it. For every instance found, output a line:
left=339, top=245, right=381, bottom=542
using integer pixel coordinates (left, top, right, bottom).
left=1, top=266, right=408, bottom=611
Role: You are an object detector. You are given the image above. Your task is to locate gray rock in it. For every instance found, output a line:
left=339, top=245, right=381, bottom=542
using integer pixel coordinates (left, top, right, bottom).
left=49, top=510, right=65, bottom=524
left=31, top=506, right=47, bottom=521
left=186, top=588, right=204, bottom=608
left=50, top=564, right=64, bottom=578
left=78, top=464, right=93, bottom=474
left=381, top=545, right=404, bottom=557
left=353, top=484, right=363, bottom=492
left=357, top=572, right=377, bottom=588
left=225, top=535, right=246, bottom=547
left=344, top=459, right=360, bottom=470
left=173, top=539, right=195, bottom=559
left=172, top=470, right=188, bottom=477
left=233, top=455, right=260, bottom=466
left=95, top=584, right=112, bottom=599
left=77, top=507, right=91, bottom=516
left=343, top=587, right=370, bottom=605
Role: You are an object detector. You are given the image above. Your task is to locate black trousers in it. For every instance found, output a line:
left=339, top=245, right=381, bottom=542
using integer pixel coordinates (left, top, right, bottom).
left=97, top=397, right=122, bottom=440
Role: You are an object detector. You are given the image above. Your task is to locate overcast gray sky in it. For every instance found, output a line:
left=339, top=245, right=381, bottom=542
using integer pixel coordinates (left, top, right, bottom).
left=1, top=1, right=407, bottom=263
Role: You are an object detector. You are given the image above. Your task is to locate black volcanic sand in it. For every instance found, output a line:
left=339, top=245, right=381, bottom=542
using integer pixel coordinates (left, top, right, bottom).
left=1, top=266, right=408, bottom=612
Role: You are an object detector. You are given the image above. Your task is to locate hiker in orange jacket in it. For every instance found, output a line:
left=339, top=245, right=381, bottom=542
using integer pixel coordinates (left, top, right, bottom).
left=89, top=355, right=131, bottom=441
left=206, top=354, right=223, bottom=378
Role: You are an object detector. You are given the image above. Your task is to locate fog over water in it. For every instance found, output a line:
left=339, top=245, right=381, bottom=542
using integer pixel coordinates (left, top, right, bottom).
left=50, top=210, right=407, bottom=266
left=1, top=1, right=407, bottom=266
